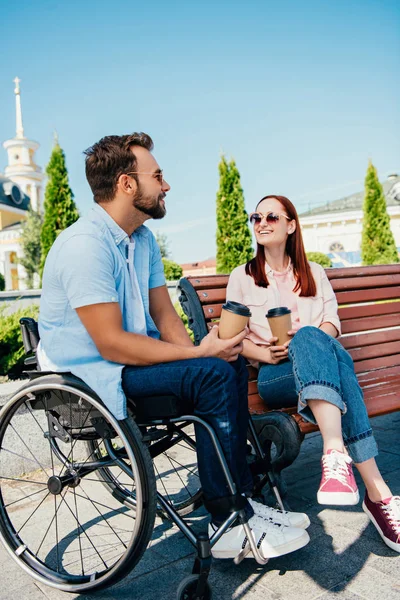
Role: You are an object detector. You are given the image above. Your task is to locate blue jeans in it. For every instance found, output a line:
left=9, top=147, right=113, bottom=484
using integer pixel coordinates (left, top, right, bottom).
left=257, top=326, right=378, bottom=464
left=121, top=356, right=254, bottom=522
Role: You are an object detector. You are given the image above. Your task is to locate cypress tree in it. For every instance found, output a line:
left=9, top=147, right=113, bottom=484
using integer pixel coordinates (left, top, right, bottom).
left=19, top=207, right=43, bottom=288
left=361, top=162, right=399, bottom=265
left=40, top=143, right=79, bottom=277
left=216, top=156, right=253, bottom=274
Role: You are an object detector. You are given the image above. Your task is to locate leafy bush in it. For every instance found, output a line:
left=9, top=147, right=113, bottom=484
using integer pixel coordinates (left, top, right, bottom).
left=174, top=302, right=194, bottom=342
left=163, top=258, right=183, bottom=280
left=0, top=304, right=39, bottom=377
left=0, top=273, right=5, bottom=291
left=306, top=252, right=332, bottom=268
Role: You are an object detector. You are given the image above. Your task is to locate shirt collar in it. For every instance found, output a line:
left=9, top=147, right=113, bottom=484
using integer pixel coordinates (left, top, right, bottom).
left=90, top=203, right=146, bottom=246
left=265, top=256, right=292, bottom=275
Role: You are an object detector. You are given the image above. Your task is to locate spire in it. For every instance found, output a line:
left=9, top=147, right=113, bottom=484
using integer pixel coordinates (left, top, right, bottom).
left=13, top=76, right=25, bottom=139
left=53, top=129, right=59, bottom=146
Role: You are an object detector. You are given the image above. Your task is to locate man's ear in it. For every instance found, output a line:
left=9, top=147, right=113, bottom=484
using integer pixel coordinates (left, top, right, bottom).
left=118, top=174, right=137, bottom=194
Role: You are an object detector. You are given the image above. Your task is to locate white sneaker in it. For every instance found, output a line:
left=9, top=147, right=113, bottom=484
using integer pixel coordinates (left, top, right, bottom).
left=248, top=498, right=310, bottom=529
left=209, top=514, right=310, bottom=560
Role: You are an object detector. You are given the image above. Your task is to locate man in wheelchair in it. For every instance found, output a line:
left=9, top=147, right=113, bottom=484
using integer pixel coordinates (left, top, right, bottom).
left=38, top=132, right=310, bottom=562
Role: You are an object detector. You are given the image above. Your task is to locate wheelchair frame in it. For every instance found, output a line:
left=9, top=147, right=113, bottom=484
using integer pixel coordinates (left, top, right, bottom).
left=0, top=318, right=286, bottom=599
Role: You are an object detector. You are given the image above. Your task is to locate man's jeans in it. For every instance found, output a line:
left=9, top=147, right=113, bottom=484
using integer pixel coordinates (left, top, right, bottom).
left=122, top=356, right=254, bottom=522
left=257, top=326, right=378, bottom=464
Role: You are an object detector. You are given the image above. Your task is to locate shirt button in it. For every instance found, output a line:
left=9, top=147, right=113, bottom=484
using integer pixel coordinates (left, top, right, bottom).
left=111, top=296, right=117, bottom=301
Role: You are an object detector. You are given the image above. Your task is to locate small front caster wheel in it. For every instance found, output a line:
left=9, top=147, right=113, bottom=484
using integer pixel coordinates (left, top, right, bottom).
left=176, top=574, right=212, bottom=600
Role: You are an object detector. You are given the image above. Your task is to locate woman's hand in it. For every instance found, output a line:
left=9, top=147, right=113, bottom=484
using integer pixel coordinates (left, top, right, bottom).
left=265, top=330, right=296, bottom=364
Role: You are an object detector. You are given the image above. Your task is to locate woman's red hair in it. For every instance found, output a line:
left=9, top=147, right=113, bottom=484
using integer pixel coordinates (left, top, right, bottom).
left=245, top=195, right=317, bottom=297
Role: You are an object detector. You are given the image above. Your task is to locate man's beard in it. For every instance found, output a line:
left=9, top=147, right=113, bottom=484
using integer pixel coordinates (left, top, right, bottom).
left=133, top=185, right=166, bottom=220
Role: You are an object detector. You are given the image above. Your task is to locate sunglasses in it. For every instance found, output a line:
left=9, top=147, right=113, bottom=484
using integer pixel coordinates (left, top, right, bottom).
left=125, top=170, right=164, bottom=184
left=249, top=211, right=291, bottom=225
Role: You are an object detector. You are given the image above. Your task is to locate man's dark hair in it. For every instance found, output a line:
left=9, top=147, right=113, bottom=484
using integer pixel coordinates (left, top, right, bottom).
left=84, top=133, right=154, bottom=203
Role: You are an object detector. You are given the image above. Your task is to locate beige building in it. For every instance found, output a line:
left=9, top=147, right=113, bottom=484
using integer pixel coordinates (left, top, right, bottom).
left=180, top=258, right=217, bottom=277
left=0, top=78, right=44, bottom=290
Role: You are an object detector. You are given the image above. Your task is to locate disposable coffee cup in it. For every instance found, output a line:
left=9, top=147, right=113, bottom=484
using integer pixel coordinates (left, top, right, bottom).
left=266, top=307, right=292, bottom=346
left=218, top=301, right=251, bottom=340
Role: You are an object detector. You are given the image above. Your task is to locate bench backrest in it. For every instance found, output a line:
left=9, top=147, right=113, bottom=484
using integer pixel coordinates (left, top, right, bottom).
left=178, top=264, right=400, bottom=380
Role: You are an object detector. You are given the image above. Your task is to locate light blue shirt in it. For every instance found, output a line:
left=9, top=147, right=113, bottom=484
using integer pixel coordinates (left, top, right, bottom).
left=38, top=203, right=166, bottom=419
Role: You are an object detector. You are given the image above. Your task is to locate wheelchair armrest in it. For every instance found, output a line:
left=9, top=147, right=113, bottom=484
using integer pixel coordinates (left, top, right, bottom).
left=20, top=318, right=40, bottom=353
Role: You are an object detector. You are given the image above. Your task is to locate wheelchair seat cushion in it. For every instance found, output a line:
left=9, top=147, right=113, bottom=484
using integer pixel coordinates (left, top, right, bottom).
left=128, top=394, right=193, bottom=420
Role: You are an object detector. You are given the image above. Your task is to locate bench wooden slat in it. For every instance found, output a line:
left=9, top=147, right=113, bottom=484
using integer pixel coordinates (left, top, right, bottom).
left=339, top=301, right=400, bottom=321
left=354, top=353, right=400, bottom=374
left=341, top=329, right=400, bottom=350
left=188, top=275, right=229, bottom=290
left=340, top=314, right=400, bottom=334
left=358, top=365, right=400, bottom=385
left=203, top=304, right=223, bottom=320
left=196, top=288, right=227, bottom=304
left=331, top=274, right=400, bottom=292
left=335, top=286, right=400, bottom=304
left=326, top=265, right=400, bottom=280
left=350, top=340, right=400, bottom=363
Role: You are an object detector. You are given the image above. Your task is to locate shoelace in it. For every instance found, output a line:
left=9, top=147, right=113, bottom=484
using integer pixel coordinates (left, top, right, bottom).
left=322, top=452, right=352, bottom=485
left=383, top=496, right=400, bottom=533
left=250, top=514, right=283, bottom=531
left=249, top=499, right=288, bottom=523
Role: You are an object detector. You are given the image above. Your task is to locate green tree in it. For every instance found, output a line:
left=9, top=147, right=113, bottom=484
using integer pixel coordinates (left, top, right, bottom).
left=0, top=273, right=5, bottom=292
left=216, top=156, right=253, bottom=274
left=361, top=162, right=399, bottom=265
left=19, top=208, right=43, bottom=288
left=40, top=143, right=80, bottom=277
left=155, top=231, right=170, bottom=259
left=306, top=251, right=332, bottom=268
left=162, top=258, right=183, bottom=280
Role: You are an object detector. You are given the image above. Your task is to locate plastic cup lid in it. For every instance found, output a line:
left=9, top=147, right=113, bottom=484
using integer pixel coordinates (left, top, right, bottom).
left=222, top=300, right=251, bottom=317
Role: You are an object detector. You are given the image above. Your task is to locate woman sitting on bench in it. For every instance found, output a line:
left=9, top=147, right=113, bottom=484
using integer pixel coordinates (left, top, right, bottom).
left=227, top=194, right=400, bottom=554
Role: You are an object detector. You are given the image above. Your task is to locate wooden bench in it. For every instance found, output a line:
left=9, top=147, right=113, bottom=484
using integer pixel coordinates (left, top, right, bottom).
left=178, top=264, right=400, bottom=471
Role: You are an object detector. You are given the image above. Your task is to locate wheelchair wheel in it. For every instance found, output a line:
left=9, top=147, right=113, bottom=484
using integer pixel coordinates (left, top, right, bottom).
left=88, top=422, right=203, bottom=517
left=176, top=574, right=212, bottom=600
left=0, top=375, right=157, bottom=593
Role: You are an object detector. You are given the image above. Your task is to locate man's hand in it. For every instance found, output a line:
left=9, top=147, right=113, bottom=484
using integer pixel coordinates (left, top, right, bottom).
left=198, top=326, right=247, bottom=362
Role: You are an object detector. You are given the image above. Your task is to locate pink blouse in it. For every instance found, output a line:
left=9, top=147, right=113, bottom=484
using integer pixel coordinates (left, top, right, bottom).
left=226, top=261, right=341, bottom=348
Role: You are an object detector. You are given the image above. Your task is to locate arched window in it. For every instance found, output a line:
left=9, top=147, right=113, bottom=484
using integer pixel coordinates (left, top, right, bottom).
left=329, top=242, right=344, bottom=252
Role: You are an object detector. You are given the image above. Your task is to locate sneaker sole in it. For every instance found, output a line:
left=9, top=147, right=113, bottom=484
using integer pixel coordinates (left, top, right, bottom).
left=211, top=529, right=310, bottom=559
left=317, top=489, right=359, bottom=506
left=362, top=501, right=400, bottom=553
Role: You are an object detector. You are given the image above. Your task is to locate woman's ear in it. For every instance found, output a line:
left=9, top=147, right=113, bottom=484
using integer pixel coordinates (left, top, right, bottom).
left=288, top=222, right=296, bottom=235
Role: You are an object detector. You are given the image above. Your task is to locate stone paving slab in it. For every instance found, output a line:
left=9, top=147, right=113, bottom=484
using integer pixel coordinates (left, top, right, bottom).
left=0, top=385, right=398, bottom=600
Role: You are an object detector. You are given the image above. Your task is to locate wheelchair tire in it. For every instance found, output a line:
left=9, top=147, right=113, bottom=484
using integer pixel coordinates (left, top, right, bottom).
left=176, top=574, right=212, bottom=600
left=0, top=375, right=157, bottom=593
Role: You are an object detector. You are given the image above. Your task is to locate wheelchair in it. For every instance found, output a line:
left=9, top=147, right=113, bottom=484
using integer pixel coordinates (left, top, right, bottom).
left=0, top=318, right=287, bottom=599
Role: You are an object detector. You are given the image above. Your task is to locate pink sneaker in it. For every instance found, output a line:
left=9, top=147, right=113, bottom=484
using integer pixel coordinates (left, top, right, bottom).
left=317, top=449, right=359, bottom=505
left=362, top=491, right=400, bottom=553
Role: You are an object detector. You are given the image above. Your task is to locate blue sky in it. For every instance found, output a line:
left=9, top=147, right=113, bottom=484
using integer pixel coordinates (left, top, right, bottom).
left=1, top=0, right=399, bottom=262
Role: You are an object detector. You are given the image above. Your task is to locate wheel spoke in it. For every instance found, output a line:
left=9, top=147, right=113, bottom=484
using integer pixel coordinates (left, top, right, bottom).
left=4, top=487, right=47, bottom=508
left=73, top=491, right=137, bottom=520
left=78, top=486, right=127, bottom=549
left=0, top=476, right=47, bottom=486
left=61, top=494, right=109, bottom=570
left=9, top=423, right=50, bottom=477
left=17, top=490, right=51, bottom=534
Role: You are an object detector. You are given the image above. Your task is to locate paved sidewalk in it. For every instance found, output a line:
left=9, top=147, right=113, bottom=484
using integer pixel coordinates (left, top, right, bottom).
left=0, top=380, right=399, bottom=600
